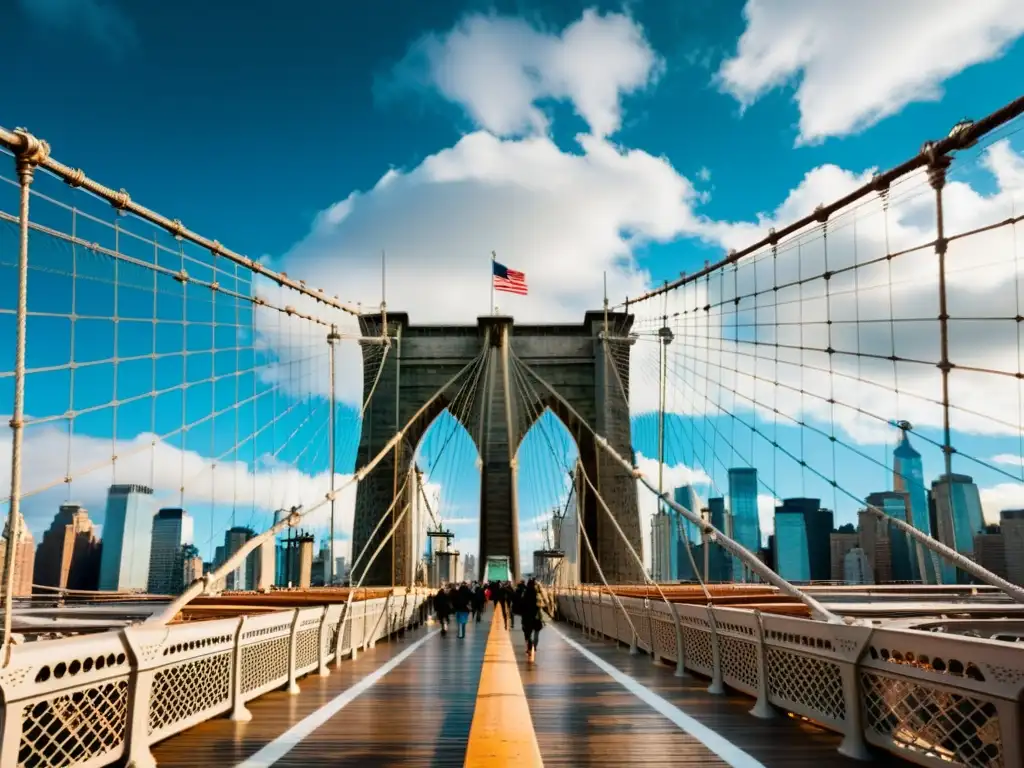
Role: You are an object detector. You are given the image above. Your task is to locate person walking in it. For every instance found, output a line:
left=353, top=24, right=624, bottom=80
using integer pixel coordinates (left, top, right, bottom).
left=495, top=581, right=512, bottom=629
left=520, top=579, right=544, bottom=661
left=472, top=582, right=486, bottom=623
left=435, top=584, right=452, bottom=637
left=511, top=579, right=526, bottom=630
left=453, top=582, right=473, bottom=639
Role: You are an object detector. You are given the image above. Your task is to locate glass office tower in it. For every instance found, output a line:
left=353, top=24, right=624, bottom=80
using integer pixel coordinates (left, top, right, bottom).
left=98, top=484, right=156, bottom=591
left=728, top=468, right=760, bottom=581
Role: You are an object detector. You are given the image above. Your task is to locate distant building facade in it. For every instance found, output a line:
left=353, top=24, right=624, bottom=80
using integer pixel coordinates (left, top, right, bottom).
left=830, top=533, right=859, bottom=582
left=98, top=484, right=156, bottom=591
left=33, top=503, right=101, bottom=592
left=147, top=508, right=194, bottom=594
left=931, top=474, right=985, bottom=583
left=0, top=511, right=35, bottom=597
left=728, top=468, right=760, bottom=581
left=843, top=547, right=871, bottom=584
left=866, top=492, right=916, bottom=582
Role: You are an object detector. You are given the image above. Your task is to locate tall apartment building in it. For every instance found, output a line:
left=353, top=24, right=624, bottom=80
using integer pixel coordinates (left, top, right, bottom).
left=1001, top=510, right=1024, bottom=586
left=843, top=547, right=871, bottom=584
left=223, top=526, right=258, bottom=591
left=859, top=508, right=892, bottom=583
left=147, top=508, right=194, bottom=594
left=0, top=510, right=35, bottom=597
left=183, top=549, right=204, bottom=586
left=866, top=491, right=916, bottom=582
left=98, top=484, right=156, bottom=591
left=33, top=503, right=101, bottom=592
left=973, top=531, right=1007, bottom=579
left=830, top=533, right=860, bottom=581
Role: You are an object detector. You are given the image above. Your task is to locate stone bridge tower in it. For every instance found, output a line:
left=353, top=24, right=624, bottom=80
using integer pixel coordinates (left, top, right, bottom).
left=351, top=311, right=642, bottom=586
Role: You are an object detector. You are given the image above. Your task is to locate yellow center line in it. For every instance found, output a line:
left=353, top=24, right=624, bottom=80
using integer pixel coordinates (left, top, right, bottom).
left=464, top=611, right=544, bottom=767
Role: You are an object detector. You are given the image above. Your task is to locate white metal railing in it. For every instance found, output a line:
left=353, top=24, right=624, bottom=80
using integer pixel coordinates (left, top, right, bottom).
left=0, top=588, right=431, bottom=767
left=555, top=587, right=1024, bottom=768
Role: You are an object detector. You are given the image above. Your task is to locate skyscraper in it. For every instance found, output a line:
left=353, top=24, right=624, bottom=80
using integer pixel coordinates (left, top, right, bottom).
left=706, top=496, right=731, bottom=581
left=773, top=499, right=832, bottom=582
left=652, top=485, right=703, bottom=581
left=651, top=511, right=674, bottom=581
left=843, top=548, right=871, bottom=584
left=728, top=467, right=760, bottom=581
left=98, top=484, right=156, bottom=591
left=672, top=485, right=701, bottom=544
left=859, top=508, right=891, bottom=583
left=774, top=507, right=810, bottom=581
left=830, top=532, right=859, bottom=581
left=224, top=526, right=257, bottom=591
left=893, top=431, right=931, bottom=534
left=1001, top=510, right=1024, bottom=586
left=931, top=474, right=985, bottom=583
left=34, top=503, right=101, bottom=592
left=0, top=510, right=35, bottom=597
left=147, top=508, right=194, bottom=594
left=866, top=491, right=916, bottom=582
left=892, top=429, right=935, bottom=581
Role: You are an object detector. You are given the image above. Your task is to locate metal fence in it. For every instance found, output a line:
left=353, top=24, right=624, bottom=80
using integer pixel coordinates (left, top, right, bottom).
left=0, top=589, right=431, bottom=768
left=555, top=588, right=1023, bottom=768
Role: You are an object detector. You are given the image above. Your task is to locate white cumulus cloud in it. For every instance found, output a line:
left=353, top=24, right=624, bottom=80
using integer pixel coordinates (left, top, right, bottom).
left=389, top=9, right=663, bottom=138
left=718, top=0, right=1024, bottom=143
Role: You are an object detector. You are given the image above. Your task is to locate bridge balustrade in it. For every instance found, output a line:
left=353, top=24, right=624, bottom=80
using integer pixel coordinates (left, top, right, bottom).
left=556, top=588, right=1024, bottom=768
left=0, top=589, right=431, bottom=768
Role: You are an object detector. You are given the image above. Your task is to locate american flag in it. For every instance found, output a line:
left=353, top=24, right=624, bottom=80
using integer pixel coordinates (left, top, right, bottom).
left=492, top=260, right=528, bottom=295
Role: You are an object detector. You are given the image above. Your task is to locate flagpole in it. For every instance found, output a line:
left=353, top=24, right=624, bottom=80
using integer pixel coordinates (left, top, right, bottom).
left=490, top=251, right=496, bottom=315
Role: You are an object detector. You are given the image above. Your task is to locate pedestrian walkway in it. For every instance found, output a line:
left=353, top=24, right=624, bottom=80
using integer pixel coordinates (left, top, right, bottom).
left=152, top=617, right=489, bottom=767
left=464, top=607, right=543, bottom=766
left=152, top=605, right=908, bottom=767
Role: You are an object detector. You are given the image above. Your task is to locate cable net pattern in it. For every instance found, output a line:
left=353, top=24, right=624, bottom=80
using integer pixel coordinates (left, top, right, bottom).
left=18, top=679, right=129, bottom=768
left=148, top=652, right=232, bottom=734
left=607, top=104, right=1024, bottom=597
left=861, top=672, right=1002, bottom=767
left=0, top=141, right=376, bottom=603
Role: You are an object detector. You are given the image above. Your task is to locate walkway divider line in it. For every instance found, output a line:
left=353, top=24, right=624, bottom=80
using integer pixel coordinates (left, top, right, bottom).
left=464, top=613, right=544, bottom=767
left=551, top=625, right=765, bottom=768
left=235, top=629, right=440, bottom=768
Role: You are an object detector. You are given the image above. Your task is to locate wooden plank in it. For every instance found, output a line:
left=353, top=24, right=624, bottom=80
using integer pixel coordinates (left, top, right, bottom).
left=151, top=617, right=489, bottom=767
left=464, top=613, right=544, bottom=767
left=514, top=623, right=728, bottom=766
left=539, top=622, right=907, bottom=766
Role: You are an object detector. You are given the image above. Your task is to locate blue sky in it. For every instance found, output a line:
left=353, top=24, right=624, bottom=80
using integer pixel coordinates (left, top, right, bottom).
left=2, top=0, right=1024, bottom=572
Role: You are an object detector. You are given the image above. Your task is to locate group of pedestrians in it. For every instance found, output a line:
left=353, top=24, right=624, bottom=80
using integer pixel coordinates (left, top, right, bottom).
left=432, top=578, right=546, bottom=659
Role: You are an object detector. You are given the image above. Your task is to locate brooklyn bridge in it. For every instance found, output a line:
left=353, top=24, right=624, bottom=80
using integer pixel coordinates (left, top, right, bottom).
left=0, top=90, right=1023, bottom=767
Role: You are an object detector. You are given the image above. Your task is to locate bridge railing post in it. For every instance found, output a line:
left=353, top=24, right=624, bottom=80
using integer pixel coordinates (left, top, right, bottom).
left=0, top=697, right=19, bottom=767
left=121, top=633, right=157, bottom=768
left=669, top=601, right=686, bottom=678
left=749, top=611, right=774, bottom=719
left=706, top=606, right=725, bottom=695
left=230, top=616, right=253, bottom=721
left=319, top=603, right=344, bottom=677
left=286, top=608, right=301, bottom=695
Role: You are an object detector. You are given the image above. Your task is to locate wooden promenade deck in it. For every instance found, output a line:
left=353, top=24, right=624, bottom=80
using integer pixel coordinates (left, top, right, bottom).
left=152, top=607, right=908, bottom=767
